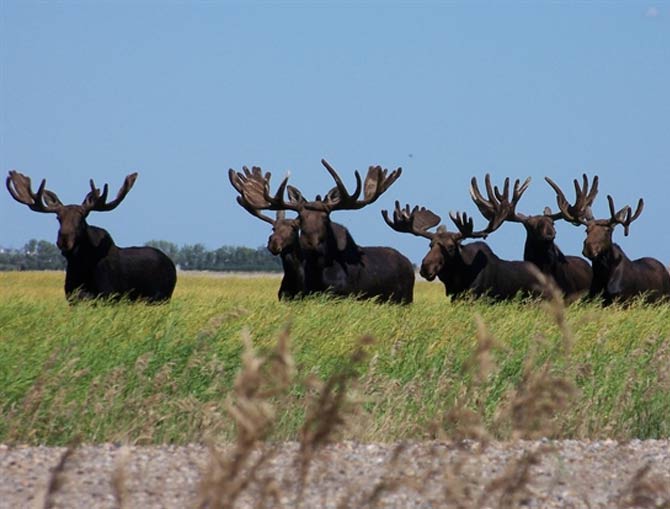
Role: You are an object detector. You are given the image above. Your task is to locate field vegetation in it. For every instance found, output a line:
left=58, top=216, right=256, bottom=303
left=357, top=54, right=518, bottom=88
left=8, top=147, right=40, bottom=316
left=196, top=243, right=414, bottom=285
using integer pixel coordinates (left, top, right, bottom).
left=1, top=271, right=670, bottom=446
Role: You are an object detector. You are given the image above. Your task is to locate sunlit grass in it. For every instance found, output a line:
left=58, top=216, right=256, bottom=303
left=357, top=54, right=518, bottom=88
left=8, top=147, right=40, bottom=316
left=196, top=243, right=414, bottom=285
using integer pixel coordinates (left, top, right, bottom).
left=1, top=271, right=669, bottom=445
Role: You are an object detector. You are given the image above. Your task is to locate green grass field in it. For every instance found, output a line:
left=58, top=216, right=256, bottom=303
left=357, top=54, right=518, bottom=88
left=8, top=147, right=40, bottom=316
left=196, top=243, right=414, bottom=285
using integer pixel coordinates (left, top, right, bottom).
left=1, top=271, right=669, bottom=445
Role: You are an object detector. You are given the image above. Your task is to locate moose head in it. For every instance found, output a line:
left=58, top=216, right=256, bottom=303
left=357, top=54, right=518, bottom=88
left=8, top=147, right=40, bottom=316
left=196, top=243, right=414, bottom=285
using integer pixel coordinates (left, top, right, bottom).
left=382, top=201, right=503, bottom=281
left=230, top=159, right=402, bottom=258
left=470, top=173, right=600, bottom=246
left=6, top=171, right=137, bottom=255
left=228, top=166, right=299, bottom=256
left=544, top=175, right=641, bottom=260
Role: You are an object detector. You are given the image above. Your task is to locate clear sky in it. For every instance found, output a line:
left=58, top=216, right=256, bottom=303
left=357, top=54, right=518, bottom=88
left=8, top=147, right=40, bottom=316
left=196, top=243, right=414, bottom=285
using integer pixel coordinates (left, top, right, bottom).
left=1, top=1, right=669, bottom=265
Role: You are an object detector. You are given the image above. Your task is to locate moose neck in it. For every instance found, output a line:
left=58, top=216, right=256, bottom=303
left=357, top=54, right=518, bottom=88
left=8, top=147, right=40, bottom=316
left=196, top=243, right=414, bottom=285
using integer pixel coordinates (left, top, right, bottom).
left=437, top=241, right=491, bottom=295
left=280, top=241, right=304, bottom=274
left=523, top=236, right=566, bottom=271
left=62, top=224, right=115, bottom=263
left=589, top=243, right=631, bottom=298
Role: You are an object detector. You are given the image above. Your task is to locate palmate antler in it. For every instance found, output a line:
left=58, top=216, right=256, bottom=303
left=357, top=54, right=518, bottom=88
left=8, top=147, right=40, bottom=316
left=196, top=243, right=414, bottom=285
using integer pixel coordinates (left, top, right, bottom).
left=545, top=174, right=599, bottom=225
left=6, top=170, right=63, bottom=213
left=470, top=173, right=531, bottom=226
left=228, top=166, right=290, bottom=225
left=382, top=199, right=506, bottom=242
left=7, top=170, right=138, bottom=215
left=381, top=201, right=442, bottom=239
left=229, top=159, right=402, bottom=214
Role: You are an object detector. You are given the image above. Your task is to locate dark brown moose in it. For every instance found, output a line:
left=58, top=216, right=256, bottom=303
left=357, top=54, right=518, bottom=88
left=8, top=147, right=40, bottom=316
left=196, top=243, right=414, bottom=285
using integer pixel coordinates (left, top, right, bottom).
left=470, top=174, right=593, bottom=300
left=382, top=201, right=544, bottom=300
left=6, top=171, right=177, bottom=303
left=546, top=176, right=670, bottom=304
left=229, top=166, right=304, bottom=300
left=230, top=160, right=415, bottom=304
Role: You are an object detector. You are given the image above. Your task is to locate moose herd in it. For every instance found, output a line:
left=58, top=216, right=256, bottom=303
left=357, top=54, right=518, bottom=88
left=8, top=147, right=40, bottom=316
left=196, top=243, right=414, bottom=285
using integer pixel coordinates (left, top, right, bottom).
left=6, top=162, right=670, bottom=305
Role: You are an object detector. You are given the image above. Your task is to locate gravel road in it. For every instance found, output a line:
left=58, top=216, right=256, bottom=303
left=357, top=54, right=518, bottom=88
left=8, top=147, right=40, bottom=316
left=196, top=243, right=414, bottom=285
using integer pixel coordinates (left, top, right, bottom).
left=2, top=440, right=669, bottom=509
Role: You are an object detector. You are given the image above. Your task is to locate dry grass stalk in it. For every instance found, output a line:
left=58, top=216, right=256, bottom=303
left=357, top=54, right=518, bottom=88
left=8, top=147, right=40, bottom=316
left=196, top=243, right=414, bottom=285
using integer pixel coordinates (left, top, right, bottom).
left=6, top=350, right=60, bottom=444
left=509, top=360, right=577, bottom=439
left=437, top=315, right=497, bottom=443
left=111, top=446, right=131, bottom=509
left=36, top=445, right=75, bottom=509
left=478, top=445, right=550, bottom=509
left=335, top=442, right=410, bottom=509
left=197, top=326, right=294, bottom=509
left=295, top=335, right=373, bottom=505
left=617, top=463, right=670, bottom=509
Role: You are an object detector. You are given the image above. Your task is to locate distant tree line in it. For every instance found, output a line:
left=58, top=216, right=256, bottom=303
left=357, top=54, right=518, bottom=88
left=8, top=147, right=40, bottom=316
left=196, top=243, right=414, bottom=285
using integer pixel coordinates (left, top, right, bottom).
left=0, top=239, right=282, bottom=272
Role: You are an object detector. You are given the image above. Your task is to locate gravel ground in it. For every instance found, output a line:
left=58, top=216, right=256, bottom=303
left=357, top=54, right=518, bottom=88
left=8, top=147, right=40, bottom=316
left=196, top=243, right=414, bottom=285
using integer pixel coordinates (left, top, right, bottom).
left=2, top=440, right=669, bottom=509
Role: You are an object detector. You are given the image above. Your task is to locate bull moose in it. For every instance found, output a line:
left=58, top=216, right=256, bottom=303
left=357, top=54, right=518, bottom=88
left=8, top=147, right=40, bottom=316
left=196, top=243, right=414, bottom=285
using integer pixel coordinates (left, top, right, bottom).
left=229, top=166, right=304, bottom=300
left=469, top=174, right=594, bottom=300
left=382, top=201, right=544, bottom=300
left=230, top=160, right=415, bottom=304
left=6, top=171, right=177, bottom=303
left=546, top=176, right=670, bottom=304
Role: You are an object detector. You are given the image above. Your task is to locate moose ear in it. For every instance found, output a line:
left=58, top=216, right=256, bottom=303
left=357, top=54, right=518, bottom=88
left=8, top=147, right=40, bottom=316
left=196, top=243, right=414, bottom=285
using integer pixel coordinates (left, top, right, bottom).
left=287, top=185, right=306, bottom=205
left=323, top=186, right=341, bottom=206
left=87, top=227, right=113, bottom=252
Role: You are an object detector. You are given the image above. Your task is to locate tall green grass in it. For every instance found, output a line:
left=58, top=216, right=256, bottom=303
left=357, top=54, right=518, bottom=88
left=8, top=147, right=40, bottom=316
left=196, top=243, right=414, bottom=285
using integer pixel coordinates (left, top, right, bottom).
left=1, top=271, right=669, bottom=445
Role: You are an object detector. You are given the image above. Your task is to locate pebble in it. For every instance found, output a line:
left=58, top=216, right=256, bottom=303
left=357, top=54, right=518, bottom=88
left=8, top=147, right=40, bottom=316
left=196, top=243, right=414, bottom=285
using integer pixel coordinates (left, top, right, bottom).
left=0, top=440, right=669, bottom=508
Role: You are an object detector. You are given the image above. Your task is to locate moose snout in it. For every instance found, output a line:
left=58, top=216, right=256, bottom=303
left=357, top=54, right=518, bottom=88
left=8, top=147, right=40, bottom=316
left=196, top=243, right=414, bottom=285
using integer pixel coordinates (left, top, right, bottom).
left=267, top=237, right=282, bottom=255
left=299, top=233, right=323, bottom=253
left=582, top=244, right=599, bottom=260
left=420, top=262, right=438, bottom=281
left=542, top=228, right=556, bottom=242
left=57, top=234, right=76, bottom=253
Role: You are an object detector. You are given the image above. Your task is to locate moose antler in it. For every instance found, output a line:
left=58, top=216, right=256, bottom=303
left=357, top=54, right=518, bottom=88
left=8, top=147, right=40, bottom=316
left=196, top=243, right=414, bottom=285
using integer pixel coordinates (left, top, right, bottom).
left=448, top=208, right=505, bottom=240
left=470, top=174, right=531, bottom=225
left=381, top=201, right=441, bottom=240
left=228, top=166, right=296, bottom=212
left=228, top=167, right=280, bottom=225
left=6, top=170, right=63, bottom=213
left=321, top=159, right=402, bottom=211
left=545, top=174, right=599, bottom=225
left=82, top=173, right=138, bottom=212
left=606, top=195, right=644, bottom=236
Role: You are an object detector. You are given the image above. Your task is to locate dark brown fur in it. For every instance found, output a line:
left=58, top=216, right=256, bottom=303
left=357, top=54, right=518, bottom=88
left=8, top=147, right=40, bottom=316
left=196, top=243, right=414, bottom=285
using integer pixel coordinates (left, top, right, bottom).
left=229, top=161, right=415, bottom=304
left=470, top=174, right=592, bottom=300
left=383, top=202, right=543, bottom=301
left=6, top=171, right=176, bottom=303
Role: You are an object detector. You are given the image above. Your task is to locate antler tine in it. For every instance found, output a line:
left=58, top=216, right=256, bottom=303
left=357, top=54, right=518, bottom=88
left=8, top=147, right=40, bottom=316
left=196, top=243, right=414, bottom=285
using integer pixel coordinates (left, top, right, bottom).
left=545, top=174, right=597, bottom=225
left=322, top=159, right=401, bottom=211
left=320, top=158, right=362, bottom=208
left=493, top=177, right=510, bottom=203
left=573, top=173, right=598, bottom=210
left=83, top=173, right=138, bottom=212
left=469, top=175, right=496, bottom=219
left=513, top=176, right=531, bottom=203
left=263, top=173, right=293, bottom=210
left=607, top=195, right=644, bottom=236
left=369, top=165, right=403, bottom=197
left=381, top=200, right=440, bottom=240
left=449, top=211, right=476, bottom=238
left=6, top=170, right=62, bottom=213
left=454, top=194, right=514, bottom=241
left=235, top=196, right=275, bottom=225
left=471, top=173, right=528, bottom=224
left=229, top=166, right=297, bottom=212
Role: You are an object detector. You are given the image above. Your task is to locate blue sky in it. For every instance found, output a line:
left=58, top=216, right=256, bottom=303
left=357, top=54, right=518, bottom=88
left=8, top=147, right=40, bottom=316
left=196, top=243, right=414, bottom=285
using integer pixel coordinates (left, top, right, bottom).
left=1, top=1, right=669, bottom=265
